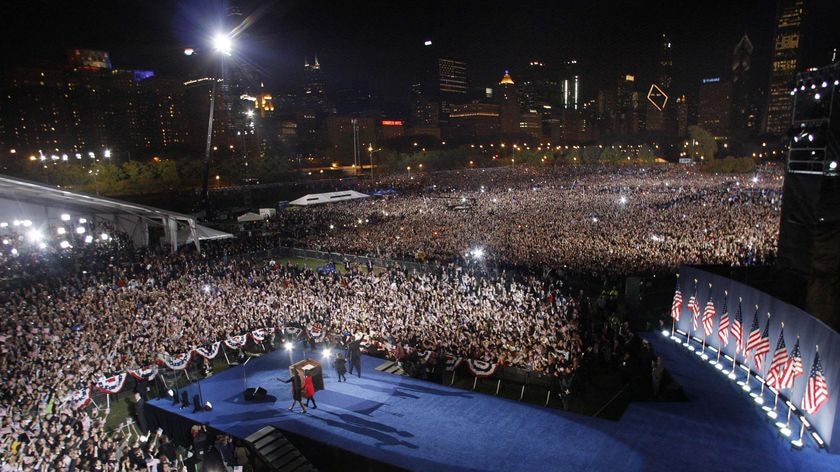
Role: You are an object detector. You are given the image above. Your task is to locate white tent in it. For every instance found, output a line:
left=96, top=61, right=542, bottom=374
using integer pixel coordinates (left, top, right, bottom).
left=237, top=212, right=265, bottom=223
left=289, top=190, right=370, bottom=206
left=0, top=174, right=232, bottom=253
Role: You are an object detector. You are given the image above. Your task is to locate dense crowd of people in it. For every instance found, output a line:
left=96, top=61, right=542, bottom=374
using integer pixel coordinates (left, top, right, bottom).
left=277, top=165, right=782, bottom=276
left=0, top=163, right=783, bottom=470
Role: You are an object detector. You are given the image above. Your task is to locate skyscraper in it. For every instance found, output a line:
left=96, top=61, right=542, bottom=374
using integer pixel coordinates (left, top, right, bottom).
left=302, top=55, right=331, bottom=113
left=764, top=0, right=805, bottom=135
left=731, top=35, right=758, bottom=135
left=698, top=77, right=733, bottom=138
left=646, top=34, right=673, bottom=134
left=498, top=71, right=520, bottom=135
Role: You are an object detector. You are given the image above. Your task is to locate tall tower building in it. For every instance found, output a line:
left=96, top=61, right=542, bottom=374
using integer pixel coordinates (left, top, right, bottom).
left=764, top=0, right=805, bottom=135
left=731, top=35, right=758, bottom=135
left=561, top=60, right=581, bottom=110
left=646, top=34, right=673, bottom=133
left=498, top=71, right=520, bottom=135
left=698, top=77, right=733, bottom=138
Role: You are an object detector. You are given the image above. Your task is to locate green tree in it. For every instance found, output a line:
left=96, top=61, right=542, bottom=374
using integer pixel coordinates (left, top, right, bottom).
left=686, top=125, right=717, bottom=161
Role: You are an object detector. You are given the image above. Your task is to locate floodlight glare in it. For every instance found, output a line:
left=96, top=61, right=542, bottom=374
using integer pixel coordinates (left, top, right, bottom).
left=322, top=348, right=332, bottom=359
left=284, top=341, right=294, bottom=351
left=61, top=213, right=70, bottom=221
left=212, top=33, right=233, bottom=56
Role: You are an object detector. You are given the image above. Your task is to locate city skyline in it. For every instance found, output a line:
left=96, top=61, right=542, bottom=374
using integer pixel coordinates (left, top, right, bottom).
left=3, top=0, right=839, bottom=103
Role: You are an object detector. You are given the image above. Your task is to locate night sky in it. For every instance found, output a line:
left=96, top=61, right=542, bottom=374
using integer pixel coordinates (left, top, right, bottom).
left=3, top=0, right=839, bottom=107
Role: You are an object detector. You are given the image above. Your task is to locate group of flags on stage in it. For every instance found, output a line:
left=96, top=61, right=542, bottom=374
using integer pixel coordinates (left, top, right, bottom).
left=669, top=283, right=830, bottom=417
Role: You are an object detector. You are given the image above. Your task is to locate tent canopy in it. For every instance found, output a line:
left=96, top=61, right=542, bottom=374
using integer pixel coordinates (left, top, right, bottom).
left=237, top=212, right=265, bottom=223
left=0, top=174, right=231, bottom=253
left=289, top=190, right=369, bottom=206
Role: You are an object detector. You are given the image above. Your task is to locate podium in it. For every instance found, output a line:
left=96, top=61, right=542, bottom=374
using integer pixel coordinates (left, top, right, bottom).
left=290, top=358, right=324, bottom=391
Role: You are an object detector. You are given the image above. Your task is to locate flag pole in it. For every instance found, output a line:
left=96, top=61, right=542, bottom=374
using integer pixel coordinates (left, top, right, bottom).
left=784, top=334, right=800, bottom=428
left=671, top=274, right=679, bottom=337
left=716, top=290, right=727, bottom=365
left=771, top=321, right=785, bottom=413
left=758, top=313, right=771, bottom=400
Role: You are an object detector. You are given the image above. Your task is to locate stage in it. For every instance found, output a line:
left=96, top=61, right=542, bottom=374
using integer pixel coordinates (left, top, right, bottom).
left=147, top=337, right=840, bottom=472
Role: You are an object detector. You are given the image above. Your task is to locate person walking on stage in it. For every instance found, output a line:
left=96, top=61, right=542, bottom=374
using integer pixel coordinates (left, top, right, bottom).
left=347, top=335, right=362, bottom=378
left=334, top=352, right=347, bottom=382
left=303, top=372, right=317, bottom=409
left=281, top=373, right=307, bottom=413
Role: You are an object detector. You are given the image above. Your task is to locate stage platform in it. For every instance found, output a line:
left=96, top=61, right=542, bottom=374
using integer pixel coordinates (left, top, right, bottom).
left=148, top=337, right=840, bottom=472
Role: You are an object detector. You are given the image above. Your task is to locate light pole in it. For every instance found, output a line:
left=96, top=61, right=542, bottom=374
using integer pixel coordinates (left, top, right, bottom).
left=367, top=146, right=380, bottom=179
left=199, top=32, right=233, bottom=218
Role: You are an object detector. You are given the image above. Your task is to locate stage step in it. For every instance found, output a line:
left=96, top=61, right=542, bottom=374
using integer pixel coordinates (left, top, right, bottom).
left=244, top=426, right=318, bottom=472
left=375, top=360, right=407, bottom=376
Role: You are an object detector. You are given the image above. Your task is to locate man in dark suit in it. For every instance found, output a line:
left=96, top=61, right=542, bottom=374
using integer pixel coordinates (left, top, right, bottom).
left=347, top=337, right=362, bottom=377
left=334, top=353, right=347, bottom=382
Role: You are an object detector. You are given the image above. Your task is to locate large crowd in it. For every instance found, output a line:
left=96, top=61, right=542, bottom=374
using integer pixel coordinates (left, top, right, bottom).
left=277, top=165, right=782, bottom=276
left=0, top=163, right=783, bottom=470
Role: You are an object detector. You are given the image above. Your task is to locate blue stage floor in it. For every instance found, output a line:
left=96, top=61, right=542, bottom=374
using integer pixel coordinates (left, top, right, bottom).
left=149, top=337, right=840, bottom=472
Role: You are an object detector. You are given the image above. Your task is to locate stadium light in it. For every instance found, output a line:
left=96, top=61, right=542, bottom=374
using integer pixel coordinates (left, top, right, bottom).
left=27, top=229, right=43, bottom=242
left=84, top=235, right=93, bottom=244
left=284, top=342, right=293, bottom=351
left=61, top=213, right=71, bottom=221
left=322, top=348, right=332, bottom=359
left=212, top=33, right=233, bottom=56
left=471, top=247, right=485, bottom=259
left=76, top=227, right=86, bottom=234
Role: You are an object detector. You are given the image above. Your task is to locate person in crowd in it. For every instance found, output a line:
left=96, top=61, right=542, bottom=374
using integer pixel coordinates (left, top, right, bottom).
left=334, top=353, right=347, bottom=382
left=303, top=372, right=317, bottom=409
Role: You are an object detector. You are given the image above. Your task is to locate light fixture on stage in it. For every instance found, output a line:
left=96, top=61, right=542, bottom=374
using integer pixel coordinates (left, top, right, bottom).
left=661, top=329, right=670, bottom=338
left=751, top=393, right=761, bottom=401
left=766, top=409, right=778, bottom=419
left=800, top=416, right=811, bottom=428
left=741, top=384, right=751, bottom=392
left=700, top=352, right=709, bottom=360
left=728, top=371, right=737, bottom=380
left=714, top=363, right=723, bottom=370
left=204, top=401, right=213, bottom=411
left=791, top=438, right=804, bottom=449
left=284, top=342, right=293, bottom=351
left=779, top=426, right=792, bottom=437
left=322, top=348, right=332, bottom=359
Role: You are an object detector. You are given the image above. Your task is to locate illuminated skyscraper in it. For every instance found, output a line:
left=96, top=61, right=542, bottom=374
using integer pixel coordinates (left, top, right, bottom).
left=731, top=35, right=759, bottom=136
left=646, top=34, right=673, bottom=133
left=498, top=71, right=520, bottom=135
left=764, top=0, right=805, bottom=135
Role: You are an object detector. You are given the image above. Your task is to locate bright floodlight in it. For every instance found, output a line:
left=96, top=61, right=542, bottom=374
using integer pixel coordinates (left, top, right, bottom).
left=27, top=230, right=43, bottom=242
left=202, top=285, right=211, bottom=294
left=212, top=33, right=233, bottom=56
left=100, top=233, right=109, bottom=241
left=322, top=348, right=332, bottom=359
left=84, top=235, right=93, bottom=244
left=471, top=247, right=485, bottom=259
left=59, top=240, right=72, bottom=249
left=76, top=226, right=86, bottom=234
left=183, top=47, right=195, bottom=56
left=104, top=149, right=111, bottom=158
left=284, top=341, right=294, bottom=351
left=424, top=40, right=432, bottom=46
left=619, top=196, right=627, bottom=204
left=245, top=110, right=254, bottom=118
left=61, top=213, right=70, bottom=221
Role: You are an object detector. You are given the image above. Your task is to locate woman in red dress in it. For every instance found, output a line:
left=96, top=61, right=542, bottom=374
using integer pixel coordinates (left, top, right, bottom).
left=303, top=372, right=317, bottom=409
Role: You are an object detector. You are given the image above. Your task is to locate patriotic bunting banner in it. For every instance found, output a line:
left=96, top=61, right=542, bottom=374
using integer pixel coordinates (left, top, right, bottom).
left=309, top=323, right=324, bottom=341
left=224, top=335, right=248, bottom=349
left=157, top=352, right=191, bottom=370
left=466, top=359, right=498, bottom=378
left=193, top=342, right=221, bottom=360
left=445, top=357, right=463, bottom=372
left=284, top=326, right=303, bottom=338
left=250, top=329, right=267, bottom=343
left=94, top=373, right=127, bottom=394
left=127, top=365, right=159, bottom=381
left=63, top=387, right=92, bottom=410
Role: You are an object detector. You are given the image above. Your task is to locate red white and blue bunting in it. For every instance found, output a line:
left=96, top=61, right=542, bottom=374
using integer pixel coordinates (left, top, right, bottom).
left=466, top=359, right=498, bottom=378
left=127, top=365, right=158, bottom=381
left=250, top=329, right=268, bottom=343
left=309, top=323, right=324, bottom=341
left=95, top=373, right=127, bottom=394
left=224, top=335, right=248, bottom=349
left=445, top=357, right=463, bottom=372
left=158, top=352, right=191, bottom=370
left=284, top=326, right=303, bottom=338
left=63, top=387, right=92, bottom=410
left=193, top=342, right=221, bottom=360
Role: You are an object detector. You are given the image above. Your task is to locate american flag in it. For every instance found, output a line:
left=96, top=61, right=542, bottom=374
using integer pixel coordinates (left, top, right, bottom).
left=780, top=338, right=804, bottom=390
left=744, top=308, right=761, bottom=354
left=687, top=288, right=700, bottom=331
left=701, top=296, right=716, bottom=337
left=717, top=295, right=730, bottom=347
left=752, top=317, right=771, bottom=371
left=670, top=287, right=683, bottom=322
left=730, top=299, right=743, bottom=354
left=802, top=351, right=829, bottom=415
left=765, top=328, right=788, bottom=389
